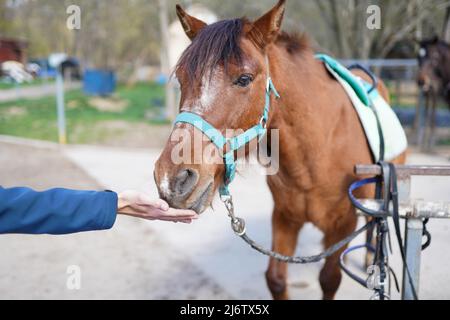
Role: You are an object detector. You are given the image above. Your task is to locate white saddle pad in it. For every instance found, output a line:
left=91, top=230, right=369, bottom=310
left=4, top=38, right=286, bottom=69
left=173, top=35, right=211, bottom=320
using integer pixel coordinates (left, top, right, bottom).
left=324, top=63, right=408, bottom=162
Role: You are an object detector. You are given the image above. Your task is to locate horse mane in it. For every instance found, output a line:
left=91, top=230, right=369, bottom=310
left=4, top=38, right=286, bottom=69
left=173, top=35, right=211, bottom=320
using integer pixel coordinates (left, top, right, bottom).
left=420, top=37, right=450, bottom=50
left=176, top=18, right=310, bottom=82
left=437, top=40, right=450, bottom=50
left=276, top=32, right=311, bottom=54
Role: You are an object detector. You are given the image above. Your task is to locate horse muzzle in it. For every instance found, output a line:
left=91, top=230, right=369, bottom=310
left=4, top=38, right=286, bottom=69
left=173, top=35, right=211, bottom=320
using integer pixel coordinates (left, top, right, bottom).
left=154, top=163, right=214, bottom=213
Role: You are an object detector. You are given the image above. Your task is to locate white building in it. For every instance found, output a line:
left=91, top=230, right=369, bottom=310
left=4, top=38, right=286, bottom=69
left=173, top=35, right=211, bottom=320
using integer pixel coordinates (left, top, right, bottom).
left=168, top=4, right=218, bottom=72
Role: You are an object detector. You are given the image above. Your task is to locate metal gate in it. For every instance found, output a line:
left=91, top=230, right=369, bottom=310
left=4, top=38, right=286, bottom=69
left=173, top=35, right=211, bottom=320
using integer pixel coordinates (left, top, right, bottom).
left=354, top=164, right=450, bottom=299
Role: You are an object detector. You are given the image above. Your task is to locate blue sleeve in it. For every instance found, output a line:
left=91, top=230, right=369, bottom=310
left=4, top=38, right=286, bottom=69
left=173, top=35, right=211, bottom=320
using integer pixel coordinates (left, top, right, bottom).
left=0, top=186, right=117, bottom=234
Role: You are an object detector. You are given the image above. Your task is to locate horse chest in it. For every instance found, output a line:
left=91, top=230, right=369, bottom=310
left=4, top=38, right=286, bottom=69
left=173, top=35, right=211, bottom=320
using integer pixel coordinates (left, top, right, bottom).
left=270, top=171, right=349, bottom=226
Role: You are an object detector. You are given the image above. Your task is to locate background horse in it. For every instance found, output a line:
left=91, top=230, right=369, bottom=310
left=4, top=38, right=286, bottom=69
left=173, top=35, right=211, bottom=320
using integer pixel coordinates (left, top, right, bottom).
left=416, top=36, right=450, bottom=148
left=154, top=0, right=406, bottom=300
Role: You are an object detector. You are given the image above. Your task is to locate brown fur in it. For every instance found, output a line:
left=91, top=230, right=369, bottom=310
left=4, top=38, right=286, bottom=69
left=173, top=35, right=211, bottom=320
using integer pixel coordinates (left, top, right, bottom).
left=277, top=32, right=310, bottom=54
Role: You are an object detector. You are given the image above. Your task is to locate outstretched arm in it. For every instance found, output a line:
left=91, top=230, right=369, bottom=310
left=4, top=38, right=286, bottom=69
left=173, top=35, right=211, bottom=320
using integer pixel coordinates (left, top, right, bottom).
left=0, top=187, right=197, bottom=235
left=0, top=186, right=118, bottom=234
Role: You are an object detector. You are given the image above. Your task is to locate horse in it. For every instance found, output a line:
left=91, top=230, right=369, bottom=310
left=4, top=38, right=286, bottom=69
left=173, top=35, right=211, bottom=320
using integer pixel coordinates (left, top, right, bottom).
left=416, top=36, right=450, bottom=148
left=154, top=0, right=406, bottom=300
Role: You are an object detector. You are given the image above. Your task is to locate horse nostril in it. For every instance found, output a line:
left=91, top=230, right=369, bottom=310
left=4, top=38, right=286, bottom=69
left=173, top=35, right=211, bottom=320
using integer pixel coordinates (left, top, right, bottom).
left=174, top=168, right=198, bottom=197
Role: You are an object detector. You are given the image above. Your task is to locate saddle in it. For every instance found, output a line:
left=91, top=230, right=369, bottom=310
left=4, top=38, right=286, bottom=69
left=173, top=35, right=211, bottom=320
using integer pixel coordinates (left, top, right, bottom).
left=316, top=54, right=408, bottom=162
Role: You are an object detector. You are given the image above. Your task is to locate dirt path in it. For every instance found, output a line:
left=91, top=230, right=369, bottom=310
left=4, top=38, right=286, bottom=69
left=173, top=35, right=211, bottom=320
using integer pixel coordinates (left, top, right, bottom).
left=0, top=82, right=81, bottom=103
left=0, top=142, right=100, bottom=190
left=0, top=141, right=232, bottom=299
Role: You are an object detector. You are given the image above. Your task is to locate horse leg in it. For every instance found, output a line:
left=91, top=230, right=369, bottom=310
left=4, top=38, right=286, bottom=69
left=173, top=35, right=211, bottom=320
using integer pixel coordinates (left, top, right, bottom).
left=265, top=209, right=303, bottom=300
left=319, top=212, right=357, bottom=300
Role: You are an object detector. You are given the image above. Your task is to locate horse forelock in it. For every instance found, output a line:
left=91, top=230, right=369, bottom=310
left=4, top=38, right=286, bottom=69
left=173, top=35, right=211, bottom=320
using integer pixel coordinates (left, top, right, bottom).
left=175, top=17, right=311, bottom=85
left=176, top=18, right=246, bottom=83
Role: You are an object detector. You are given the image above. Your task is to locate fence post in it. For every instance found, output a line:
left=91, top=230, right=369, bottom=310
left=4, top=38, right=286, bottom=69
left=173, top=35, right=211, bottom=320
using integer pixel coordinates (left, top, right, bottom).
left=56, top=67, right=67, bottom=144
left=158, top=0, right=177, bottom=121
left=354, top=164, right=450, bottom=299
left=401, top=218, right=423, bottom=300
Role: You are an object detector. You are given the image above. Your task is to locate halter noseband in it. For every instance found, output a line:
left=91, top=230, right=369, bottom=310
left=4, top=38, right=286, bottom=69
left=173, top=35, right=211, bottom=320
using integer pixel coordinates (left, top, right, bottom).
left=173, top=55, right=280, bottom=197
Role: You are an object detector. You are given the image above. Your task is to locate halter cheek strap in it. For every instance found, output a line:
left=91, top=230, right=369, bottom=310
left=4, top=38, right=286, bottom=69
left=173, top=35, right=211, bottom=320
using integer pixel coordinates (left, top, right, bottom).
left=174, top=56, right=280, bottom=196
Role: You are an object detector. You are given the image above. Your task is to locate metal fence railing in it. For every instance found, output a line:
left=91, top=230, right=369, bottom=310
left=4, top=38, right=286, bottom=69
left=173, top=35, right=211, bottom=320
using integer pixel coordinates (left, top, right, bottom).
left=340, top=59, right=419, bottom=109
left=355, top=164, right=450, bottom=300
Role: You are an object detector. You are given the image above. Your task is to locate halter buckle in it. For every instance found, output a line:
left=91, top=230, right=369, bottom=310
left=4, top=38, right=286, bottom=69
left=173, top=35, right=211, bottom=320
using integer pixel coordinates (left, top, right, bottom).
left=259, top=116, right=267, bottom=129
left=231, top=217, right=246, bottom=236
left=220, top=193, right=246, bottom=236
left=220, top=194, right=234, bottom=214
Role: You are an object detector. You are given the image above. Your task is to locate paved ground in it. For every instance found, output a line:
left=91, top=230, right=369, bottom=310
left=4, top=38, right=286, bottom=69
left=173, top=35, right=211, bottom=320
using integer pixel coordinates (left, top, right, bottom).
left=0, top=82, right=81, bottom=103
left=0, top=139, right=230, bottom=299
left=0, top=135, right=449, bottom=299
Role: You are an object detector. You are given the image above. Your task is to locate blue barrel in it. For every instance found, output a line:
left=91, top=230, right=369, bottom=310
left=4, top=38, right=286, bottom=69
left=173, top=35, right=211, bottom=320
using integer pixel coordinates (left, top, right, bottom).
left=83, top=69, right=116, bottom=96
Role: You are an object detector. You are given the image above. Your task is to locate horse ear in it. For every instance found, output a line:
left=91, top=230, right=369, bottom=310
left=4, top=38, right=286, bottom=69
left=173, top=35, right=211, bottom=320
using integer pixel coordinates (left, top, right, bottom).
left=176, top=4, right=207, bottom=40
left=251, top=0, right=286, bottom=47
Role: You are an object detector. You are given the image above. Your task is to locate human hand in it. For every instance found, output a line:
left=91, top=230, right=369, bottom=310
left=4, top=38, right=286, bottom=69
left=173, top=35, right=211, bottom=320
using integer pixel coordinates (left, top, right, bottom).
left=117, top=190, right=198, bottom=223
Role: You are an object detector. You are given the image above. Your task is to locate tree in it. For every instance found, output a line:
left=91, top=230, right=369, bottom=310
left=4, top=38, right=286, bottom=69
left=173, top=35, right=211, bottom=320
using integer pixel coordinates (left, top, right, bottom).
left=312, top=0, right=450, bottom=58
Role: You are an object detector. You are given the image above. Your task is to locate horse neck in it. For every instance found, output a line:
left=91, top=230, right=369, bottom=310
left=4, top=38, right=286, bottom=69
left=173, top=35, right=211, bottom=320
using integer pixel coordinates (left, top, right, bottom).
left=268, top=46, right=347, bottom=163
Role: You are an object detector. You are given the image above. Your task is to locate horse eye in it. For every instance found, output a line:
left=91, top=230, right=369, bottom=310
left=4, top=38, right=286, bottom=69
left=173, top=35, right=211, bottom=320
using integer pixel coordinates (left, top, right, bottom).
left=234, top=74, right=253, bottom=87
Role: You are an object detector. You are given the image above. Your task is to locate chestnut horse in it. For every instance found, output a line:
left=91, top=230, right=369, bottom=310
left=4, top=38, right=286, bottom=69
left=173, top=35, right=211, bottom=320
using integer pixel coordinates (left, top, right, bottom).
left=416, top=36, right=450, bottom=148
left=154, top=0, right=406, bottom=299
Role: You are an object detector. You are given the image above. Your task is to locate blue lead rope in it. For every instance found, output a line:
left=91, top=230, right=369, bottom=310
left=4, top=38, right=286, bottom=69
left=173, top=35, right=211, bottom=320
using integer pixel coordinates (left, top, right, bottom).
left=347, top=176, right=388, bottom=218
left=174, top=76, right=280, bottom=196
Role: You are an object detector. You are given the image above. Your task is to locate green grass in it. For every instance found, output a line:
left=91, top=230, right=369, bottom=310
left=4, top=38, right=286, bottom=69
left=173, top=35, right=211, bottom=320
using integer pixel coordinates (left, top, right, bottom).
left=0, top=78, right=55, bottom=90
left=0, top=82, right=168, bottom=144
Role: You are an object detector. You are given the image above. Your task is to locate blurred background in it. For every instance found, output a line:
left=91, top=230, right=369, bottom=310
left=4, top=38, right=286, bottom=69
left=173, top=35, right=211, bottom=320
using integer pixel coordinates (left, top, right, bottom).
left=0, top=0, right=449, bottom=148
left=1, top=0, right=450, bottom=300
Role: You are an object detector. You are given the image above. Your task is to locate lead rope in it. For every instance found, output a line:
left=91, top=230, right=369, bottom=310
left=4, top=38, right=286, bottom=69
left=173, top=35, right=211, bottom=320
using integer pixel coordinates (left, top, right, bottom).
left=387, top=162, right=419, bottom=300
left=221, top=194, right=376, bottom=263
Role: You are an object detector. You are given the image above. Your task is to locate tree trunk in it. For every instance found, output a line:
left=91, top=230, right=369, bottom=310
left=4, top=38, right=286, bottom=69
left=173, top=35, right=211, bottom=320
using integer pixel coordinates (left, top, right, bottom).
left=159, top=0, right=177, bottom=120
left=443, top=6, right=450, bottom=42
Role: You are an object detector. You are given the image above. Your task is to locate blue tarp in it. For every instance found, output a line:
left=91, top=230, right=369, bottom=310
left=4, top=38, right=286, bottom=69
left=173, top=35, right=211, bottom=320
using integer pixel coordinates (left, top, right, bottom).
left=83, top=69, right=116, bottom=96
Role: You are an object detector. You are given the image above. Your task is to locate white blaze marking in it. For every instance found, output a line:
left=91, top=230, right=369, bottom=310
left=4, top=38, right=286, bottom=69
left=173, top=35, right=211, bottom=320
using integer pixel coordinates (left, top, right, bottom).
left=159, top=173, right=170, bottom=197
left=184, top=68, right=220, bottom=114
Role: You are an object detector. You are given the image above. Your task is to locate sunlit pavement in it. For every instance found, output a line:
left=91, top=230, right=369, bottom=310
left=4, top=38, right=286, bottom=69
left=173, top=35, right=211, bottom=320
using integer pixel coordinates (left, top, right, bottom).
left=62, top=144, right=450, bottom=300
left=0, top=134, right=449, bottom=299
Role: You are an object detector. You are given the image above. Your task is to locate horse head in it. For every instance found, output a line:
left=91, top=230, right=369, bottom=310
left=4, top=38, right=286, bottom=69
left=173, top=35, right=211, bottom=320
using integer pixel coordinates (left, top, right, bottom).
left=154, top=0, right=286, bottom=213
left=417, top=35, right=450, bottom=94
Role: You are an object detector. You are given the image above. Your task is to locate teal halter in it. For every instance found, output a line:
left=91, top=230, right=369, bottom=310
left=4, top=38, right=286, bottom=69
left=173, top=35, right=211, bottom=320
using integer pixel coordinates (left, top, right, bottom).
left=174, top=56, right=280, bottom=197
